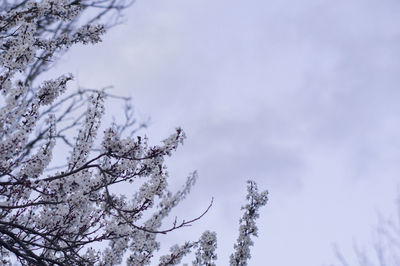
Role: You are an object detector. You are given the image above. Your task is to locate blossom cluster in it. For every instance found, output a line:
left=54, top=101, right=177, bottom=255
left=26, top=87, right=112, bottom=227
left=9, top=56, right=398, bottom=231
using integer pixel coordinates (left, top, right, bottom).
left=230, top=181, right=268, bottom=266
left=158, top=230, right=218, bottom=266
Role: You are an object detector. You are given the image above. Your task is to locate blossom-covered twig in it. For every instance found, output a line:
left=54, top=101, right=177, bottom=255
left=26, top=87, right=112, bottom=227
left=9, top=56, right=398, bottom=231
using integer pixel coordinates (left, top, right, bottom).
left=230, top=180, right=268, bottom=266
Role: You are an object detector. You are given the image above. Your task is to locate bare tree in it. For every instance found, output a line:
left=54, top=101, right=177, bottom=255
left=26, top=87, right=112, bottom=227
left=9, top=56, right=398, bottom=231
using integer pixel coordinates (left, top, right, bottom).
left=0, top=1, right=268, bottom=265
left=333, top=195, right=400, bottom=266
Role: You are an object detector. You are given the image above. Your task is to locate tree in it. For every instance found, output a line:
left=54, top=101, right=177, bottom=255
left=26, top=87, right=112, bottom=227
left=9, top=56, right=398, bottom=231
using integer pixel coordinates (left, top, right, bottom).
left=333, top=195, right=400, bottom=266
left=0, top=1, right=268, bottom=265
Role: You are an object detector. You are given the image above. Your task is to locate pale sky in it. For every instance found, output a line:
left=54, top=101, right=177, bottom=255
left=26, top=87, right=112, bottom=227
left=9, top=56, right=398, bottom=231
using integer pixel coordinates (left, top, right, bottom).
left=51, top=0, right=400, bottom=264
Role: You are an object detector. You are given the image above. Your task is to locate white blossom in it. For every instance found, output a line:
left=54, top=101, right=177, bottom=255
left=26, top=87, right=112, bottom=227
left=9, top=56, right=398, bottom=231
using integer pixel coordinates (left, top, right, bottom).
left=193, top=231, right=218, bottom=266
left=159, top=242, right=195, bottom=266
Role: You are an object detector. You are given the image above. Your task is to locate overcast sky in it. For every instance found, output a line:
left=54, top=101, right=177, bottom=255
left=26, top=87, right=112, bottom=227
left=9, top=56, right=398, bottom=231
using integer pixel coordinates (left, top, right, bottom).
left=52, top=0, right=400, bottom=264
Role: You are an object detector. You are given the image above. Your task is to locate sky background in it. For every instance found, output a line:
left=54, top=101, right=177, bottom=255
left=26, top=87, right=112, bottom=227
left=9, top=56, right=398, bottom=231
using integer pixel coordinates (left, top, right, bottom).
left=50, top=0, right=400, bottom=264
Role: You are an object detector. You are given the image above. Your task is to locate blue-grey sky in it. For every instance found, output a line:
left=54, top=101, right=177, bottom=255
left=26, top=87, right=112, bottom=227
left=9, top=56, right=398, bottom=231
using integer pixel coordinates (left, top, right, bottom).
left=53, top=0, right=400, bottom=264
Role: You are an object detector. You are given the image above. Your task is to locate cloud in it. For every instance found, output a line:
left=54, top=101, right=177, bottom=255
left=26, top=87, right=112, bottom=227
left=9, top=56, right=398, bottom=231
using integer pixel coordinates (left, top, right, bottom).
left=54, top=0, right=400, bottom=264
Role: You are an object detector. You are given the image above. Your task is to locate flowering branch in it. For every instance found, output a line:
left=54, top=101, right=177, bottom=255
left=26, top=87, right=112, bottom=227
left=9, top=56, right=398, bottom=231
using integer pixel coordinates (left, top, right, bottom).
left=230, top=180, right=268, bottom=266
